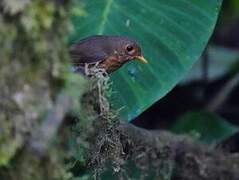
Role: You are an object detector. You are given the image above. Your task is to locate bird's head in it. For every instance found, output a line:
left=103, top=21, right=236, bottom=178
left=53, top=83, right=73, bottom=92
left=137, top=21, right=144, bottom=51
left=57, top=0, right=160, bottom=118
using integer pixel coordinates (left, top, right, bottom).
left=112, top=36, right=148, bottom=64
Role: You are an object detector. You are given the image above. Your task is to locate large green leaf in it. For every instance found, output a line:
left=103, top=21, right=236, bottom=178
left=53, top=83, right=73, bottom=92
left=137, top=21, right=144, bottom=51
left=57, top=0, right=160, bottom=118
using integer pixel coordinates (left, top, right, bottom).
left=69, top=0, right=222, bottom=121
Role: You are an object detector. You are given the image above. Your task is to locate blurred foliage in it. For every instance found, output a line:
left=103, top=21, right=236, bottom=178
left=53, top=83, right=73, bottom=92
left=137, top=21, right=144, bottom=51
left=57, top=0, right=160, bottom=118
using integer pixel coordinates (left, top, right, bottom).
left=184, top=46, right=239, bottom=83
left=171, top=111, right=238, bottom=143
left=69, top=0, right=223, bottom=121
left=0, top=0, right=77, bottom=179
left=0, top=120, right=21, bottom=166
left=63, top=72, right=88, bottom=113
left=221, top=0, right=239, bottom=20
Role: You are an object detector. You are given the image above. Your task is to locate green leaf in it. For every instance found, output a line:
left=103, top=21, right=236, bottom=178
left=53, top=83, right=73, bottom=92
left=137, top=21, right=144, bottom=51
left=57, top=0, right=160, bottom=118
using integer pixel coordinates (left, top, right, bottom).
left=69, top=0, right=222, bottom=121
left=171, top=111, right=238, bottom=143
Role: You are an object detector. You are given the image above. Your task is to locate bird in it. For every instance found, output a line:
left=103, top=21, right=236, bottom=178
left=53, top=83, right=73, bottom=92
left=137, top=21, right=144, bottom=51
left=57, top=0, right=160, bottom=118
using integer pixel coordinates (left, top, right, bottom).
left=69, top=35, right=148, bottom=74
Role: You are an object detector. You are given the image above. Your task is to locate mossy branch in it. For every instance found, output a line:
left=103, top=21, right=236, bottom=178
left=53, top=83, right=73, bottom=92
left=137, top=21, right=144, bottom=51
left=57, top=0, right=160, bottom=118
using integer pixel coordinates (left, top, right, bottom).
left=119, top=121, right=239, bottom=180
left=77, top=69, right=239, bottom=180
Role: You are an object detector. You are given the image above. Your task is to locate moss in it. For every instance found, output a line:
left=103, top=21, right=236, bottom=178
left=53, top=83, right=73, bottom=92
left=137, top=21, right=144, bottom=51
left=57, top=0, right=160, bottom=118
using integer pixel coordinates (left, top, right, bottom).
left=0, top=119, right=22, bottom=166
left=0, top=148, right=71, bottom=180
left=0, top=0, right=75, bottom=179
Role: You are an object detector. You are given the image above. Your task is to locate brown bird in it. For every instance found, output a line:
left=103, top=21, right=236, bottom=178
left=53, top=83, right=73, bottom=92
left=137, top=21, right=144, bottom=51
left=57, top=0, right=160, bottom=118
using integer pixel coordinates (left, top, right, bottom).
left=69, top=35, right=148, bottom=74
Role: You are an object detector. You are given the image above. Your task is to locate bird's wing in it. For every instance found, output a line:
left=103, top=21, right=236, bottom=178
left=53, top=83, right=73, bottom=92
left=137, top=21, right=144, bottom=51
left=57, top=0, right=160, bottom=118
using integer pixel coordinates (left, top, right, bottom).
left=69, top=42, right=108, bottom=65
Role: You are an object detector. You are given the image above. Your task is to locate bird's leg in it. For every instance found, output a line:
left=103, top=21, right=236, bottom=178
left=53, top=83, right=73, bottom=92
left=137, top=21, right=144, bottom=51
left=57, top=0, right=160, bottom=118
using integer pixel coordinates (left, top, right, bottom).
left=84, top=63, right=90, bottom=75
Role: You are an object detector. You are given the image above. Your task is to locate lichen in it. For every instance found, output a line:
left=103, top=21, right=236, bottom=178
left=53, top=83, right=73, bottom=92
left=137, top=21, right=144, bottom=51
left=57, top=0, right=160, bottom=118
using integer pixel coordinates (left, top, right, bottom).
left=0, top=0, right=73, bottom=178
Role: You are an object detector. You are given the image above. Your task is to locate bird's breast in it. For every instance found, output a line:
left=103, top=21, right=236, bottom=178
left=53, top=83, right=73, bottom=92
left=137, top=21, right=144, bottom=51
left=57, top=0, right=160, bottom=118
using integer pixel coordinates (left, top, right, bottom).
left=99, top=56, right=123, bottom=73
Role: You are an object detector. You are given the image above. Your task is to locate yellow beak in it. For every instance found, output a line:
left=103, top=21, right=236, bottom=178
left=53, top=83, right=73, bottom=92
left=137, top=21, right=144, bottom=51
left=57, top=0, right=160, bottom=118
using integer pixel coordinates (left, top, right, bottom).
left=135, top=55, right=148, bottom=64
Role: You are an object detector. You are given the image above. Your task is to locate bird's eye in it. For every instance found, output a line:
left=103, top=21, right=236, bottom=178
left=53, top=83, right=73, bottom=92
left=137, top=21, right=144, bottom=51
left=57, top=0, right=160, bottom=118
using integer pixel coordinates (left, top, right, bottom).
left=126, top=45, right=134, bottom=52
